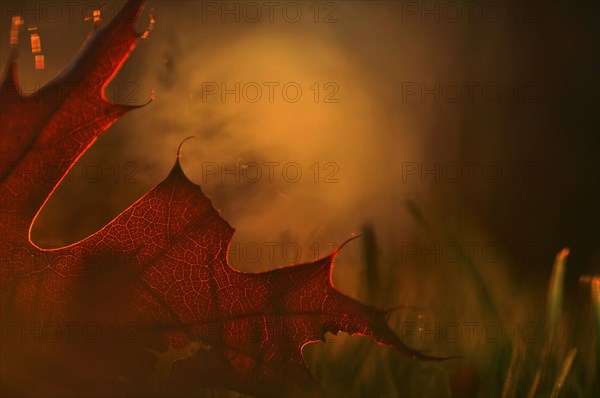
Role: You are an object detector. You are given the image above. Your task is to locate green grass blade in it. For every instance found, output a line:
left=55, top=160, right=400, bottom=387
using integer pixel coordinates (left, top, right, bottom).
left=501, top=346, right=524, bottom=398
left=592, top=277, right=600, bottom=337
left=526, top=368, right=542, bottom=398
left=549, top=348, right=577, bottom=398
left=547, top=248, right=569, bottom=339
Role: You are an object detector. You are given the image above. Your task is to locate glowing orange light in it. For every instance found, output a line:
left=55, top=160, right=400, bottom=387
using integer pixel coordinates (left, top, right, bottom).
left=85, top=9, right=101, bottom=24
left=141, top=9, right=155, bottom=39
left=35, top=55, right=45, bottom=70
left=30, top=33, right=41, bottom=53
left=10, top=16, right=23, bottom=45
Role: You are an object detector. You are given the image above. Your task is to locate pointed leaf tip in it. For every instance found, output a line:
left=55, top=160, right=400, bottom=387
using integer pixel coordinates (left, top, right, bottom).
left=331, top=235, right=362, bottom=258
left=177, top=136, right=196, bottom=160
left=167, top=137, right=197, bottom=183
left=114, top=0, right=148, bottom=31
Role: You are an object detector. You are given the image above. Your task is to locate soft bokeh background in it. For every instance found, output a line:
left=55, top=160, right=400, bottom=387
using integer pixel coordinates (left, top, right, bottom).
left=1, top=1, right=598, bottom=397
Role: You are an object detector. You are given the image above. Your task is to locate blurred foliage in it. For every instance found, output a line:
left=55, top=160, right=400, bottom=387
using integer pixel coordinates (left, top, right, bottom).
left=152, top=211, right=598, bottom=398
left=302, top=212, right=598, bottom=398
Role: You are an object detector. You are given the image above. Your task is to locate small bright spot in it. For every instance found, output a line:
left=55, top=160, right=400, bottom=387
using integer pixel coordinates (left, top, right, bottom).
left=35, top=55, right=45, bottom=70
left=10, top=16, right=23, bottom=45
left=30, top=33, right=41, bottom=53
left=85, top=9, right=101, bottom=24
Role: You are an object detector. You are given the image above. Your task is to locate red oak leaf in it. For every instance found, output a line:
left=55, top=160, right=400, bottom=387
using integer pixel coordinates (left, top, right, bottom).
left=0, top=1, right=453, bottom=397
